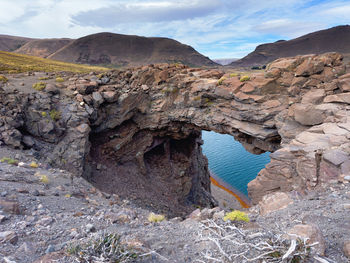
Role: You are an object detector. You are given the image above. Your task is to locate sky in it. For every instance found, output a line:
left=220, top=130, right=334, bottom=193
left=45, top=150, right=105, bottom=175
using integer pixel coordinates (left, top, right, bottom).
left=0, top=0, right=349, bottom=59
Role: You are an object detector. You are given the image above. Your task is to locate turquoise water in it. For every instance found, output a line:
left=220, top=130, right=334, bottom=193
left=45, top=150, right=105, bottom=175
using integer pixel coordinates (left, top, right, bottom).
left=202, top=131, right=270, bottom=196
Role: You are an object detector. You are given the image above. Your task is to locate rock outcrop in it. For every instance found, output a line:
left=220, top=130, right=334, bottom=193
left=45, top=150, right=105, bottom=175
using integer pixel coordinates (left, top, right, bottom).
left=0, top=52, right=349, bottom=213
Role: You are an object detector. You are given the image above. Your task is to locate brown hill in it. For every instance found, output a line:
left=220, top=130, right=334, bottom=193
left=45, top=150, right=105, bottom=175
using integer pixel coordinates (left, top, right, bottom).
left=0, top=35, right=32, bottom=52
left=230, top=25, right=350, bottom=68
left=15, top=38, right=73, bottom=58
left=48, top=32, right=218, bottom=67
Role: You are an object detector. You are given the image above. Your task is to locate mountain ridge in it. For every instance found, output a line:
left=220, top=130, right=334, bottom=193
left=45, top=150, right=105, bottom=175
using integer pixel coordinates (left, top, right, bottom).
left=230, top=25, right=350, bottom=67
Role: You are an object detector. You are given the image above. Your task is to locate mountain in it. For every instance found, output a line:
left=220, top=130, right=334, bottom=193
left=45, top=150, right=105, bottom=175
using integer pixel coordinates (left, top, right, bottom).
left=213, top=58, right=238, bottom=65
left=48, top=32, right=218, bottom=67
left=15, top=38, right=73, bottom=58
left=0, top=35, right=33, bottom=52
left=230, top=25, right=350, bottom=68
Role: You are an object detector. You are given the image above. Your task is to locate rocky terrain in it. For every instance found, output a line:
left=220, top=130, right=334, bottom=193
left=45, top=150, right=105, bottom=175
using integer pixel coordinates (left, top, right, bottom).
left=230, top=25, right=350, bottom=68
left=0, top=52, right=350, bottom=262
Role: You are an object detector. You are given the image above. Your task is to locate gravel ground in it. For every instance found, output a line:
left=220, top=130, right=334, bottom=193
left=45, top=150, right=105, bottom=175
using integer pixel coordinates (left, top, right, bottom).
left=1, top=145, right=349, bottom=263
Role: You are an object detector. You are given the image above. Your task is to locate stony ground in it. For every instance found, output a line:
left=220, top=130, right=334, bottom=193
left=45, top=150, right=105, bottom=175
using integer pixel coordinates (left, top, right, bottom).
left=1, top=145, right=350, bottom=263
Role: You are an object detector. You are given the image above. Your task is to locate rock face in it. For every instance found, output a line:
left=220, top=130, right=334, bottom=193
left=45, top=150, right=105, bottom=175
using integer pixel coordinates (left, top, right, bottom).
left=0, top=52, right=349, bottom=213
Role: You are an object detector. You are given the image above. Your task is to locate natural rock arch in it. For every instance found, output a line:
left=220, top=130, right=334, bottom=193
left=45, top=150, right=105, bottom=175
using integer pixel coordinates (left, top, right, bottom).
left=1, top=53, right=349, bottom=215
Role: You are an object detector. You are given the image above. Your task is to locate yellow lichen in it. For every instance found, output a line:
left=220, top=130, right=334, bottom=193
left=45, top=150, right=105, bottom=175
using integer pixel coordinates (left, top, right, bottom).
left=49, top=109, right=61, bottom=121
left=148, top=213, right=165, bottom=223
left=223, top=210, right=250, bottom=222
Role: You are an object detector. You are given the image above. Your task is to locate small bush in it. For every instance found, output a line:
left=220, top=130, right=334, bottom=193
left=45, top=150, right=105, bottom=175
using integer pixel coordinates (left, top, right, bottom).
left=217, top=77, right=226, bottom=85
left=41, top=111, right=47, bottom=117
left=0, top=157, right=18, bottom=165
left=38, top=76, right=49, bottom=80
left=240, top=75, right=250, bottom=82
left=148, top=212, right=165, bottom=223
left=193, top=96, right=201, bottom=101
left=67, top=233, right=138, bottom=262
left=55, top=77, right=64, bottom=82
left=32, top=82, right=46, bottom=91
left=49, top=109, right=61, bottom=121
left=223, top=210, right=249, bottom=222
left=39, top=175, right=49, bottom=184
left=0, top=75, right=8, bottom=83
left=229, top=73, right=238, bottom=77
left=30, top=162, right=39, bottom=168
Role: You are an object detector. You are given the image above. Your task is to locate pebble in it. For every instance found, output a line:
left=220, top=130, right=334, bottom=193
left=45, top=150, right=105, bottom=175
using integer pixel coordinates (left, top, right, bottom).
left=0, top=215, right=6, bottom=222
left=86, top=223, right=96, bottom=233
left=0, top=191, right=8, bottom=197
left=32, top=190, right=40, bottom=196
left=344, top=176, right=350, bottom=182
left=45, top=244, right=55, bottom=254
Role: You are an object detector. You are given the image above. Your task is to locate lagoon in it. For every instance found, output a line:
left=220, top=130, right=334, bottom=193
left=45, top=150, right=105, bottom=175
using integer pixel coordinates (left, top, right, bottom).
left=202, top=131, right=271, bottom=196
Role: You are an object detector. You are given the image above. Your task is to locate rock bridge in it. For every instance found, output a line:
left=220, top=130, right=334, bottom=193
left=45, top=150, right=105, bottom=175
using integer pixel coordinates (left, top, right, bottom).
left=1, top=53, right=349, bottom=215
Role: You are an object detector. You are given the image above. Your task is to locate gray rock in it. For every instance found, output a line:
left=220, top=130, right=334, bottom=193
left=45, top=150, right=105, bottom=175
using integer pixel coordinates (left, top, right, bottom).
left=45, top=244, right=55, bottom=254
left=86, top=223, right=96, bottom=233
left=323, top=149, right=349, bottom=166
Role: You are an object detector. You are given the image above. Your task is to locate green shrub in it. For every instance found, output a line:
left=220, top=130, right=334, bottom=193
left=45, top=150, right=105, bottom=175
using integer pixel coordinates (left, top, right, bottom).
left=32, top=82, right=46, bottom=91
left=38, top=76, right=49, bottom=80
left=55, top=77, right=64, bottom=82
left=217, top=77, right=226, bottom=85
left=240, top=75, right=250, bottom=82
left=49, top=109, right=61, bottom=121
left=148, top=212, right=165, bottom=223
left=0, top=157, right=18, bottom=165
left=229, top=73, right=238, bottom=77
left=67, top=233, right=138, bottom=262
left=223, top=210, right=249, bottom=222
left=0, top=75, right=8, bottom=83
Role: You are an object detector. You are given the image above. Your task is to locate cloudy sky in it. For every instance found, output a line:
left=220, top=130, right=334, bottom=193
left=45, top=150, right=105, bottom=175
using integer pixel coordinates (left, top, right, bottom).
left=0, top=0, right=349, bottom=59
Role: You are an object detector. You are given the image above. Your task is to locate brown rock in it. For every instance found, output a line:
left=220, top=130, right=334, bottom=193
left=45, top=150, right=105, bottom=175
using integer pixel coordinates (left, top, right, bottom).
left=295, top=58, right=324, bottom=77
left=301, top=89, right=325, bottom=104
left=0, top=199, right=20, bottom=214
left=287, top=224, right=326, bottom=256
left=324, top=93, right=350, bottom=104
left=343, top=241, right=350, bottom=258
left=294, top=104, right=325, bottom=126
left=259, top=192, right=293, bottom=216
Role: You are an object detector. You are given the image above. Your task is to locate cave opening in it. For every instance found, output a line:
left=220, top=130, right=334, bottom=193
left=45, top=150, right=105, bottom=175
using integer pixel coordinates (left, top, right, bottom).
left=83, top=119, right=281, bottom=217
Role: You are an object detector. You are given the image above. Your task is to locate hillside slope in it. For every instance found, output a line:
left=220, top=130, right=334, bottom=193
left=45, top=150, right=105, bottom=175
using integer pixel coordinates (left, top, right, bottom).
left=0, top=51, right=108, bottom=73
left=48, top=32, right=218, bottom=67
left=230, top=25, right=350, bottom=67
left=0, top=35, right=32, bottom=52
left=15, top=38, right=73, bottom=58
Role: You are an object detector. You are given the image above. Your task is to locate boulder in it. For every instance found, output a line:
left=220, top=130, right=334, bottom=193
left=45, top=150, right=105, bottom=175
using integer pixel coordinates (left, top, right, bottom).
left=259, top=192, right=293, bottom=216
left=294, top=104, right=325, bottom=126
left=287, top=224, right=326, bottom=256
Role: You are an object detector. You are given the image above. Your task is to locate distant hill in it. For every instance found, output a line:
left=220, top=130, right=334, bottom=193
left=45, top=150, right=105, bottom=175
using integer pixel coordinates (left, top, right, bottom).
left=213, top=58, right=238, bottom=65
left=15, top=38, right=73, bottom=58
left=0, top=35, right=33, bottom=52
left=230, top=25, right=350, bottom=68
left=48, top=32, right=218, bottom=67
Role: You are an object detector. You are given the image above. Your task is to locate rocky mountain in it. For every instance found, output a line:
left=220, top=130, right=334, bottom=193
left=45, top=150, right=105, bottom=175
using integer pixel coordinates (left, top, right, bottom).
left=48, top=32, right=218, bottom=67
left=15, top=38, right=73, bottom=58
left=0, top=35, right=32, bottom=52
left=230, top=25, right=350, bottom=68
left=213, top=58, right=238, bottom=65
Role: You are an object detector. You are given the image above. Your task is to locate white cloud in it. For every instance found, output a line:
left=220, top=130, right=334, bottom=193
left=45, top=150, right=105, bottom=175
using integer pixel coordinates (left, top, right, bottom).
left=0, top=0, right=349, bottom=59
